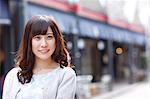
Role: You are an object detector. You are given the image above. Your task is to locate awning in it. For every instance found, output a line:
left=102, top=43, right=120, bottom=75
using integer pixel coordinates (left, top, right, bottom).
left=25, top=3, right=78, bottom=34
left=130, top=32, right=145, bottom=45
left=0, top=0, right=11, bottom=25
left=145, top=36, right=150, bottom=46
left=104, top=27, right=145, bottom=45
left=78, top=18, right=145, bottom=45
left=79, top=18, right=100, bottom=38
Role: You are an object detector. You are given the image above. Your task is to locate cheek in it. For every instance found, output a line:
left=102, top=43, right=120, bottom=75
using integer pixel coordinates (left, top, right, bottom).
left=31, top=41, right=38, bottom=52
left=51, top=42, right=56, bottom=50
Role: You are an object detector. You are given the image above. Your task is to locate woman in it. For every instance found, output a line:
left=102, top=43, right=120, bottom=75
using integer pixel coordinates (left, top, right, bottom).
left=3, top=15, right=76, bottom=99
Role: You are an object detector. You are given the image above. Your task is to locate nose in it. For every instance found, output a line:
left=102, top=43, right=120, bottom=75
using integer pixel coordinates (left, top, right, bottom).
left=41, top=38, right=47, bottom=47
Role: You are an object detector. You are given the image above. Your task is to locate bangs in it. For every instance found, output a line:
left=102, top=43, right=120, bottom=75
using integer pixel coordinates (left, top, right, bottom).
left=31, top=18, right=49, bottom=36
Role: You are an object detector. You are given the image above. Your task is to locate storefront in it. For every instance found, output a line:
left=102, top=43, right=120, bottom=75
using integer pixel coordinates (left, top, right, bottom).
left=77, top=17, right=146, bottom=83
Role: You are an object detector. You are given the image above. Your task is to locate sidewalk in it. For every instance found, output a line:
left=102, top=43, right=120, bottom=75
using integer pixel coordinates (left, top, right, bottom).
left=91, top=82, right=140, bottom=99
left=76, top=75, right=150, bottom=99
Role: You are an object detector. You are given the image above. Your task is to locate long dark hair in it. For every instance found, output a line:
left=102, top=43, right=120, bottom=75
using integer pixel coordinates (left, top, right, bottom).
left=15, top=15, right=68, bottom=84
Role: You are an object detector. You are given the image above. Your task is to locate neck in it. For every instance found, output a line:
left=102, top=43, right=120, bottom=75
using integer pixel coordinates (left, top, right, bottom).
left=34, top=57, right=58, bottom=70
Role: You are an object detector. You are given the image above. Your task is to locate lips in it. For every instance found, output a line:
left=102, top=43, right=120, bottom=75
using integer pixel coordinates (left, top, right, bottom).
left=38, top=49, right=50, bottom=54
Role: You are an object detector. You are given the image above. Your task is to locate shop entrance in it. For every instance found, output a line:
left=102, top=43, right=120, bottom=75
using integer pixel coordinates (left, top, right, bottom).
left=113, top=42, right=129, bottom=82
left=80, top=38, right=101, bottom=82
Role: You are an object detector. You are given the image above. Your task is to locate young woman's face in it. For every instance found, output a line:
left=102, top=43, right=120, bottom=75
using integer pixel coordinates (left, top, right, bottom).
left=32, top=26, right=56, bottom=61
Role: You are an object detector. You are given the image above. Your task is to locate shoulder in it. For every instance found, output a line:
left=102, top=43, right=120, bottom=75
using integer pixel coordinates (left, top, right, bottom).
left=61, top=67, right=76, bottom=76
left=5, top=67, right=21, bottom=80
left=6, top=67, right=20, bottom=76
left=3, top=67, right=21, bottom=98
left=58, top=66, right=76, bottom=81
left=3, top=67, right=21, bottom=89
left=58, top=67, right=76, bottom=86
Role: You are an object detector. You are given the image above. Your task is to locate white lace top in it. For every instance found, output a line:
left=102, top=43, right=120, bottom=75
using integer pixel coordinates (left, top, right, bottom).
left=3, top=66, right=76, bottom=99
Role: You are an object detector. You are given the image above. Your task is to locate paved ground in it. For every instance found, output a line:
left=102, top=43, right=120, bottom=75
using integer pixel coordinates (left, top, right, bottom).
left=91, top=81, right=150, bottom=99
left=112, top=82, right=150, bottom=99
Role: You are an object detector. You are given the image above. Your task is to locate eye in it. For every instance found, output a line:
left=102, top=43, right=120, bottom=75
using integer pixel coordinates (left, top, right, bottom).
left=33, top=35, right=41, bottom=40
left=47, top=35, right=53, bottom=39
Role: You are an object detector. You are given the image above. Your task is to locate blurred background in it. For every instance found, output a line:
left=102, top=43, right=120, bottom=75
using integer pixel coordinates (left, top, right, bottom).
left=0, top=0, right=150, bottom=99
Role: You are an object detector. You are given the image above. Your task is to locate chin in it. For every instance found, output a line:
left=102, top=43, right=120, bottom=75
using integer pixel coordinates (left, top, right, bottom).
left=40, top=58, right=51, bottom=61
left=37, top=56, right=51, bottom=60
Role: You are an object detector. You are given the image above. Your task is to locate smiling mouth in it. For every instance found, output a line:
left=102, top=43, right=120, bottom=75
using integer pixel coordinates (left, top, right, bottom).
left=38, top=49, right=50, bottom=54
